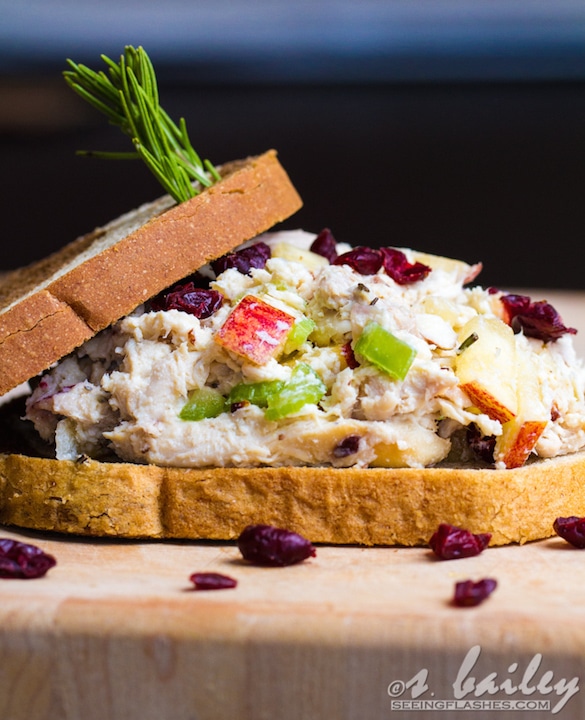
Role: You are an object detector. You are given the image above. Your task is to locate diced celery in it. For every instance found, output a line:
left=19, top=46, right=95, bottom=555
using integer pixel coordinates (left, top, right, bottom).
left=179, top=387, right=227, bottom=421
left=354, top=321, right=416, bottom=381
left=227, top=380, right=286, bottom=408
left=264, top=363, right=326, bottom=420
left=283, top=316, right=316, bottom=355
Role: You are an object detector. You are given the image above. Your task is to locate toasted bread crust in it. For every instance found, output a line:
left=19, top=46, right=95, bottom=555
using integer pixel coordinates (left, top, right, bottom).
left=0, top=151, right=302, bottom=397
left=1, top=452, right=584, bottom=545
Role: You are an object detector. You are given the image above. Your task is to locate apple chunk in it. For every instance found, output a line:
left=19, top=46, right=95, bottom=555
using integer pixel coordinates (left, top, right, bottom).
left=496, top=419, right=547, bottom=469
left=271, top=241, right=329, bottom=270
left=494, top=344, right=549, bottom=468
left=455, top=315, right=517, bottom=423
left=215, top=295, right=295, bottom=365
left=410, top=249, right=482, bottom=284
left=371, top=424, right=450, bottom=468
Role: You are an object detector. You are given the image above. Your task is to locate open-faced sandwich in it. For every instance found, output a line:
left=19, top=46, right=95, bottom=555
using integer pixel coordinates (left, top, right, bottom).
left=1, top=47, right=585, bottom=546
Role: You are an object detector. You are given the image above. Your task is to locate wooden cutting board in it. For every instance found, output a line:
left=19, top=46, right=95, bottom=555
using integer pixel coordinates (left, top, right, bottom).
left=0, top=530, right=584, bottom=720
left=1, top=290, right=584, bottom=720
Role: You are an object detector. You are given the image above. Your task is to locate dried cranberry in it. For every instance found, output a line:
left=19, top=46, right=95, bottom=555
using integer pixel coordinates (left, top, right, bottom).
left=211, top=241, right=271, bottom=276
left=333, top=434, right=361, bottom=458
left=333, top=244, right=431, bottom=285
left=429, top=523, right=491, bottom=560
left=551, top=404, right=561, bottom=422
left=453, top=578, right=497, bottom=607
left=0, top=539, right=56, bottom=579
left=237, top=524, right=316, bottom=567
left=152, top=282, right=223, bottom=318
left=310, top=228, right=338, bottom=263
left=341, top=341, right=359, bottom=369
left=500, top=293, right=576, bottom=342
left=553, top=516, right=585, bottom=548
left=189, top=572, right=238, bottom=590
left=381, top=247, right=431, bottom=285
left=466, top=424, right=496, bottom=464
left=333, top=246, right=384, bottom=275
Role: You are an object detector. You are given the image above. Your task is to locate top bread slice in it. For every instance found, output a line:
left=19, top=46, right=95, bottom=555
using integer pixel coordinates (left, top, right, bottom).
left=0, top=150, right=302, bottom=398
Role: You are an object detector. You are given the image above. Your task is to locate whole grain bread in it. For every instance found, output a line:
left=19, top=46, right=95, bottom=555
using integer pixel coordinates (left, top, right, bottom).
left=1, top=451, right=583, bottom=545
left=0, top=150, right=302, bottom=397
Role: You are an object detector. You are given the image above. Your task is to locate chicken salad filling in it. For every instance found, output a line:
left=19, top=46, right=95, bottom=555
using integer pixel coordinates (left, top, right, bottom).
left=25, top=229, right=585, bottom=470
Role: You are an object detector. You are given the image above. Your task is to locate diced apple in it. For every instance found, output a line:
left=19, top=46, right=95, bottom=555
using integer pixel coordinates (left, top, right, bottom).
left=410, top=250, right=482, bottom=284
left=422, top=296, right=475, bottom=329
left=215, top=295, right=296, bottom=365
left=494, top=344, right=549, bottom=468
left=455, top=315, right=517, bottom=423
left=496, top=420, right=547, bottom=469
left=371, top=424, right=451, bottom=468
left=271, top=242, right=329, bottom=270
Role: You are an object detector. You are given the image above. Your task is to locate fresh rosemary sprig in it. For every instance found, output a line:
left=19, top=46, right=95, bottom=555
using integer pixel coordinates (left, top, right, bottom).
left=63, top=45, right=220, bottom=203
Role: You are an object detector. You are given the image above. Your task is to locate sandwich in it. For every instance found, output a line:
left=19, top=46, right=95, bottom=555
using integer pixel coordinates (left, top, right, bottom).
left=1, top=47, right=585, bottom=546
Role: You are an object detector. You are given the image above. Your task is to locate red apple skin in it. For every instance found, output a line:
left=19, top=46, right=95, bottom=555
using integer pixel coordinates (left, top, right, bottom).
left=215, top=295, right=295, bottom=365
left=460, top=381, right=516, bottom=424
left=497, top=420, right=547, bottom=469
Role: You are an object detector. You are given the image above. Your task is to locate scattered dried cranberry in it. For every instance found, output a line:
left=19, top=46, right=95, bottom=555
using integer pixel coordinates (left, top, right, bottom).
left=429, top=523, right=491, bottom=560
left=500, top=293, right=576, bottom=342
left=334, top=246, right=383, bottom=275
left=333, top=434, right=361, bottom=458
left=211, top=241, right=271, bottom=276
left=189, top=572, right=238, bottom=590
left=310, top=228, right=338, bottom=262
left=0, top=539, right=56, bottom=579
left=453, top=578, right=497, bottom=607
left=237, top=524, right=316, bottom=567
left=553, top=516, right=585, bottom=548
left=381, top=247, right=431, bottom=285
left=152, top=282, right=223, bottom=318
left=466, top=424, right=496, bottom=465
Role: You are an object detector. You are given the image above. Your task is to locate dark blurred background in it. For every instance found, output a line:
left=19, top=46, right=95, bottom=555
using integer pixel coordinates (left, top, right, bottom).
left=1, top=1, right=585, bottom=288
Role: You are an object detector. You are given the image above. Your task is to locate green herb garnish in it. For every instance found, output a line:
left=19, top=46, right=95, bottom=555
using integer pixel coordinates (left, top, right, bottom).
left=63, top=45, right=220, bottom=203
left=458, top=332, right=479, bottom=354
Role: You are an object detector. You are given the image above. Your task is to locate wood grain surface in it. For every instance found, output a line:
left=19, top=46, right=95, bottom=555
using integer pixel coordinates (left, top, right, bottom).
left=1, top=290, right=585, bottom=720
left=1, top=529, right=584, bottom=720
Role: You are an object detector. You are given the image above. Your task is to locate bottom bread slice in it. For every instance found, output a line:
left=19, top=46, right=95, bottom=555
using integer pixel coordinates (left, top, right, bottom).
left=2, top=453, right=585, bottom=545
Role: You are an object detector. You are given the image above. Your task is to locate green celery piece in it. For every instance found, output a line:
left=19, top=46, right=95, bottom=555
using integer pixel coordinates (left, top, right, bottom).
left=283, top=316, right=316, bottom=355
left=227, top=380, right=285, bottom=408
left=354, top=321, right=416, bottom=381
left=179, top=387, right=227, bottom=421
left=264, top=363, right=326, bottom=421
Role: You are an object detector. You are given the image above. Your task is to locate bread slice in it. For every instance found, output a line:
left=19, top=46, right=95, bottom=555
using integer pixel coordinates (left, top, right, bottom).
left=0, top=150, right=302, bottom=398
left=1, top=451, right=584, bottom=545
